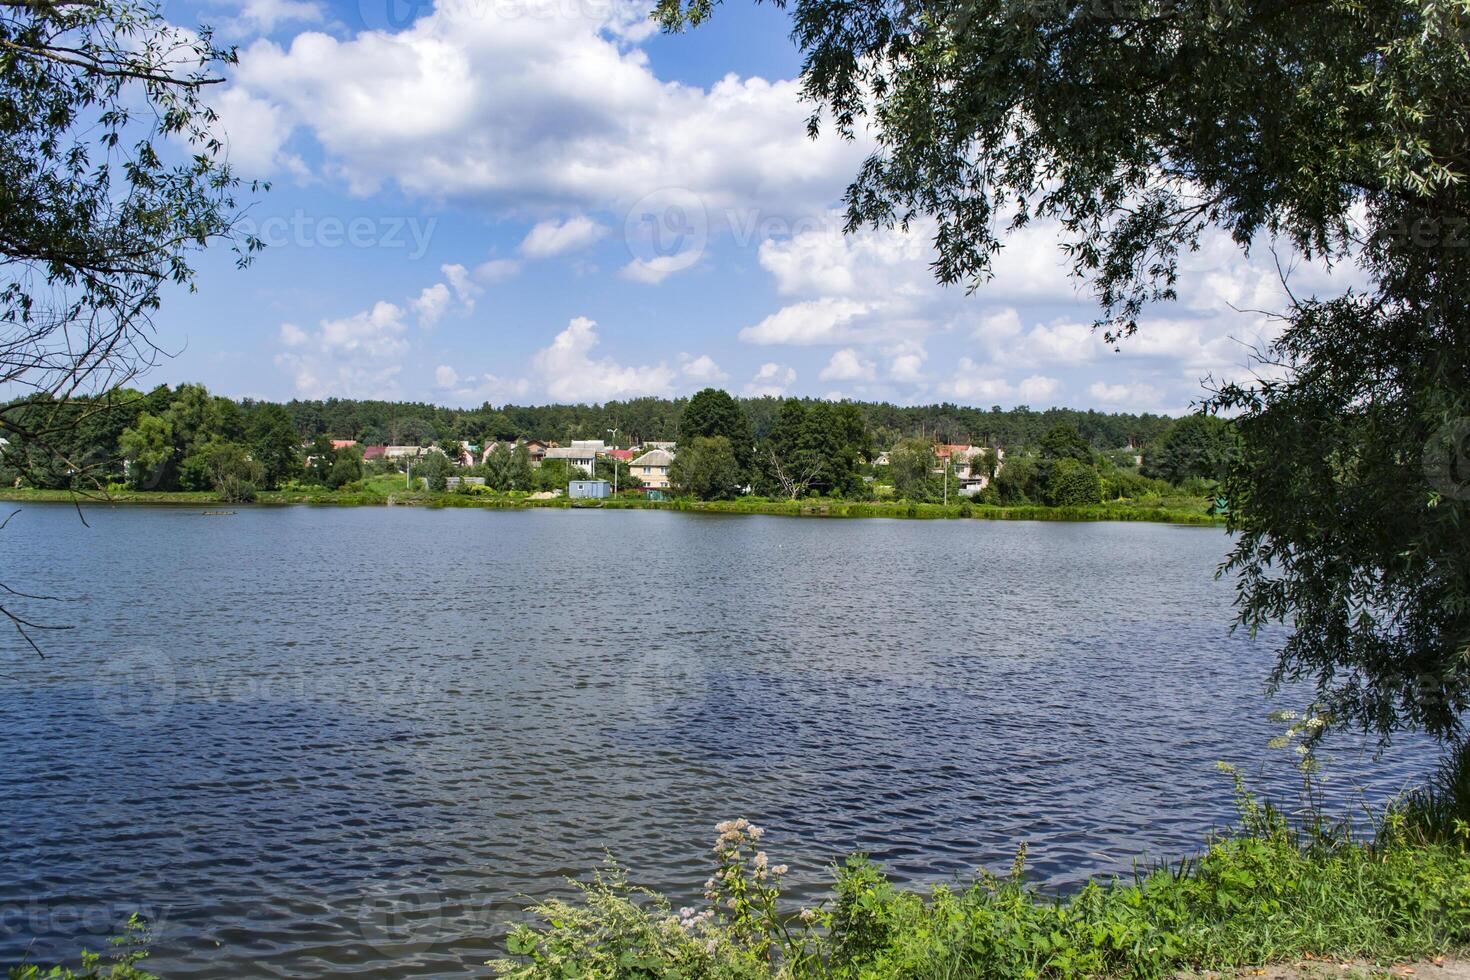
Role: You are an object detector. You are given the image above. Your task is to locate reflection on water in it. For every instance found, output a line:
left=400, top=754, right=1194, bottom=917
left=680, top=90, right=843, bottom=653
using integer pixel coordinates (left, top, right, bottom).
left=0, top=505, right=1432, bottom=977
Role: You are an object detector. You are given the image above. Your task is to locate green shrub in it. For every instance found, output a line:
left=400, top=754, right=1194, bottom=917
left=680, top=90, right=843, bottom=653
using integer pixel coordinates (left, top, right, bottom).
left=1102, top=470, right=1174, bottom=500
left=493, top=775, right=1470, bottom=979
left=216, top=475, right=257, bottom=503
left=8, top=914, right=155, bottom=979
left=1046, top=458, right=1104, bottom=506
left=1393, top=739, right=1470, bottom=846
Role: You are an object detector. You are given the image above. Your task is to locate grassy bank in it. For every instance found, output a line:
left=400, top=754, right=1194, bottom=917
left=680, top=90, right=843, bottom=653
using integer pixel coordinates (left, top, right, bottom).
left=0, top=486, right=1224, bottom=525
left=16, top=781, right=1468, bottom=980
left=492, top=774, right=1470, bottom=979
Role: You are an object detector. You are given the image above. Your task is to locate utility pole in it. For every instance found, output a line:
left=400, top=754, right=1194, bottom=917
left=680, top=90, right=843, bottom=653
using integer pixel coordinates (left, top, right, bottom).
left=606, top=428, right=619, bottom=494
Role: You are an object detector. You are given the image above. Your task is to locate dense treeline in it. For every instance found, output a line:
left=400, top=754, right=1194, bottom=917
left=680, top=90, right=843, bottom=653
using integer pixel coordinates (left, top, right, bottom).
left=0, top=384, right=1229, bottom=508
left=4, top=385, right=1173, bottom=467
left=268, top=394, right=1171, bottom=450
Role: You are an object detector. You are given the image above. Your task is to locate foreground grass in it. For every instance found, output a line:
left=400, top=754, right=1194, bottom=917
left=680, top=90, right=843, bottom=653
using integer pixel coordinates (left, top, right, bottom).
left=9, top=777, right=1466, bottom=978
left=492, top=778, right=1470, bottom=979
left=0, top=486, right=1224, bottom=525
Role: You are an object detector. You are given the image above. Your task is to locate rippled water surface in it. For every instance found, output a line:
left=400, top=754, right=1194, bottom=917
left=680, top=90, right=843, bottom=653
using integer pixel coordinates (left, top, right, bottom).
left=0, top=505, right=1434, bottom=976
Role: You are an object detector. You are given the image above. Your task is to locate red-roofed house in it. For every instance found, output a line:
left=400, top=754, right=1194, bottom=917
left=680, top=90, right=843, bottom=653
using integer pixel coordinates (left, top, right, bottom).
left=933, top=444, right=1005, bottom=495
left=480, top=438, right=552, bottom=466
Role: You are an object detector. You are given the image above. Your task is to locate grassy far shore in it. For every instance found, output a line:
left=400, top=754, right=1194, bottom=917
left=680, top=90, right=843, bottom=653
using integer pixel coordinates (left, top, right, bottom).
left=0, top=481, right=1225, bottom=526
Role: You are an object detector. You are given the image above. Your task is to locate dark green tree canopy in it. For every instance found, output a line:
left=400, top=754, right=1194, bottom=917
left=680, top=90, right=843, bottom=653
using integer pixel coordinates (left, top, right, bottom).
left=1046, top=457, right=1104, bottom=507
left=0, top=0, right=262, bottom=497
left=888, top=437, right=937, bottom=501
left=679, top=388, right=754, bottom=461
left=1039, top=424, right=1094, bottom=464
left=249, top=404, right=302, bottom=490
left=657, top=0, right=1462, bottom=337
left=670, top=435, right=745, bottom=500
left=416, top=450, right=453, bottom=492
left=1142, top=415, right=1238, bottom=485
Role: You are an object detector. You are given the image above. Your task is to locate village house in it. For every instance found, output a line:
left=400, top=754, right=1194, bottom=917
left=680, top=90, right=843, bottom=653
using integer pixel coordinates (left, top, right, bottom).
left=479, top=438, right=552, bottom=466
left=542, top=440, right=606, bottom=476
left=383, top=445, right=426, bottom=460
left=629, top=448, right=674, bottom=489
left=935, top=444, right=1006, bottom=496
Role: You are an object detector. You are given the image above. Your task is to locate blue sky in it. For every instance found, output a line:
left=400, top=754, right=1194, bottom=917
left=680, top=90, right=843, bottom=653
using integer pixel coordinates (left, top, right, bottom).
left=149, top=0, right=1355, bottom=412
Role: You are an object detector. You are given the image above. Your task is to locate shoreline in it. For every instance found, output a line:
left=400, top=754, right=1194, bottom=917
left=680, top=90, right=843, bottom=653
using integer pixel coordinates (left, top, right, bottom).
left=0, top=488, right=1227, bottom=525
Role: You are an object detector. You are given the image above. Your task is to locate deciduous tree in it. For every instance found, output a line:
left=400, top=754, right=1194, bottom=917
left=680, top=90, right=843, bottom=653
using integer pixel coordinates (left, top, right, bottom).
left=0, top=0, right=258, bottom=475
left=679, top=388, right=754, bottom=478
left=888, top=438, right=936, bottom=501
left=248, top=404, right=300, bottom=490
left=1142, top=415, right=1238, bottom=486
left=670, top=436, right=744, bottom=500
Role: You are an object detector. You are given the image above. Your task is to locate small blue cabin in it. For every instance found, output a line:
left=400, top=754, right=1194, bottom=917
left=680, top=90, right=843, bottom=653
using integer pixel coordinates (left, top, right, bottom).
left=568, top=479, right=612, bottom=499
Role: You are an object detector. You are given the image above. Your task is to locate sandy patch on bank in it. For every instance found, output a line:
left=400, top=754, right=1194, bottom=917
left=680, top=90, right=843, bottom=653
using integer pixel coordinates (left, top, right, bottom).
left=1188, top=956, right=1470, bottom=979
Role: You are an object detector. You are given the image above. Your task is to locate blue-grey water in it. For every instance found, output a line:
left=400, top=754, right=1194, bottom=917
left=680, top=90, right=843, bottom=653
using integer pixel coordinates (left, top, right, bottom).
left=0, top=504, right=1435, bottom=977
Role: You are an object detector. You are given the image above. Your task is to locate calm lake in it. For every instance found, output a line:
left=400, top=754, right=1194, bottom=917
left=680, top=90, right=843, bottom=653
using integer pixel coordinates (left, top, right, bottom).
left=0, top=505, right=1435, bottom=977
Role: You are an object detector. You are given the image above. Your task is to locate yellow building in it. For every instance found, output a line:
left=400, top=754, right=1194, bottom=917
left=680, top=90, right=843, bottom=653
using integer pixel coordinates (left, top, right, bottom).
left=630, top=448, right=674, bottom=489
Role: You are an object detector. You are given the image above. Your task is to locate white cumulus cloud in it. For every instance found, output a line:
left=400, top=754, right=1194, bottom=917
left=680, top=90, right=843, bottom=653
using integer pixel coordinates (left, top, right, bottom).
left=819, top=347, right=876, bottom=382
left=745, top=362, right=796, bottom=397
left=411, top=282, right=451, bottom=327
left=520, top=215, right=607, bottom=259
left=531, top=316, right=677, bottom=403
left=475, top=257, right=522, bottom=282
left=275, top=299, right=410, bottom=398
left=680, top=354, right=728, bottom=383
left=219, top=0, right=866, bottom=214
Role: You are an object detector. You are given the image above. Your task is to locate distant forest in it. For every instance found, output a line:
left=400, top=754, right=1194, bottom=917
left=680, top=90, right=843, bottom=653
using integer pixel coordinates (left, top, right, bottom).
left=262, top=393, right=1174, bottom=450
